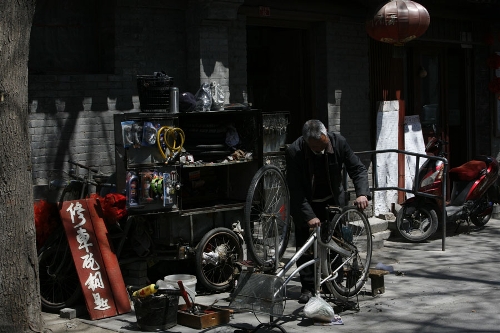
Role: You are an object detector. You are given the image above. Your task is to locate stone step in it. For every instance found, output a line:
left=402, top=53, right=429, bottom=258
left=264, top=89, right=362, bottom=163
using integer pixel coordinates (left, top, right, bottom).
left=372, top=229, right=391, bottom=250
left=369, top=216, right=389, bottom=234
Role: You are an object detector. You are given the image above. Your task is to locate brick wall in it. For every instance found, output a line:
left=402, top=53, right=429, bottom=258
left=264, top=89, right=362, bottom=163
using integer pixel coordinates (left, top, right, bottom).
left=29, top=1, right=189, bottom=200
left=326, top=21, right=371, bottom=153
left=28, top=1, right=373, bottom=202
left=325, top=21, right=373, bottom=205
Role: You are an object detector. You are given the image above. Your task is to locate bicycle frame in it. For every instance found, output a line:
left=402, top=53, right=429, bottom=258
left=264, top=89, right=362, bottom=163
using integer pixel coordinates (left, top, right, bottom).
left=276, top=225, right=353, bottom=296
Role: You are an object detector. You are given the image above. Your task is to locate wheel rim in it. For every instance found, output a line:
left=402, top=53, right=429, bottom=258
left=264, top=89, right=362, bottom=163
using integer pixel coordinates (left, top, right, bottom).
left=325, top=208, right=372, bottom=298
left=245, top=165, right=290, bottom=268
left=397, top=206, right=437, bottom=241
left=39, top=246, right=81, bottom=311
left=197, top=228, right=242, bottom=291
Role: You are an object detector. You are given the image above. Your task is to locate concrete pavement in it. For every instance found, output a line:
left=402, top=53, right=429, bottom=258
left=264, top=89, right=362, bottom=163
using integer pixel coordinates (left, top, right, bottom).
left=43, top=219, right=500, bottom=333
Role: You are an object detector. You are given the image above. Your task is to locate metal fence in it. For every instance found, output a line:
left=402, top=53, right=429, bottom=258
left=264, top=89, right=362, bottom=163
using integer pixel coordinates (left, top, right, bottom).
left=346, top=149, right=449, bottom=251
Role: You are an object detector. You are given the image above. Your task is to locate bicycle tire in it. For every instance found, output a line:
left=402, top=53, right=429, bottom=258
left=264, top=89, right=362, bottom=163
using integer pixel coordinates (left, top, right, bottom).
left=396, top=204, right=438, bottom=242
left=322, top=207, right=372, bottom=300
left=244, top=165, right=291, bottom=269
left=195, top=227, right=243, bottom=292
left=38, top=236, right=82, bottom=312
left=59, top=182, right=86, bottom=202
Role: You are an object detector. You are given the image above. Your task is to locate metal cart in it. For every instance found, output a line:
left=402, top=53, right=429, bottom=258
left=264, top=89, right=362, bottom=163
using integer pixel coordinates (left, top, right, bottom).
left=113, top=109, right=289, bottom=292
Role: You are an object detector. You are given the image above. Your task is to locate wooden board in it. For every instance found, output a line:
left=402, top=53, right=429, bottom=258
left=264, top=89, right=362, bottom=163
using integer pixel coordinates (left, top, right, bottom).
left=60, top=199, right=131, bottom=320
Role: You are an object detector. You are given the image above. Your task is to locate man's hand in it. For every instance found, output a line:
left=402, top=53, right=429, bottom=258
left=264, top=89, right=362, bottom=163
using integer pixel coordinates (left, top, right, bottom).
left=307, top=217, right=321, bottom=228
left=354, top=195, right=369, bottom=210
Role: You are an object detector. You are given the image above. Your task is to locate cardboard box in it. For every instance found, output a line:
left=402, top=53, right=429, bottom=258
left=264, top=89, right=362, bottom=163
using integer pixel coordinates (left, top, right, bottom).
left=177, top=304, right=230, bottom=329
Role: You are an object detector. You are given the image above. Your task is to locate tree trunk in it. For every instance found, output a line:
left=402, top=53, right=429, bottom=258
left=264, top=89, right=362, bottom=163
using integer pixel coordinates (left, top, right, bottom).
left=0, top=1, right=41, bottom=332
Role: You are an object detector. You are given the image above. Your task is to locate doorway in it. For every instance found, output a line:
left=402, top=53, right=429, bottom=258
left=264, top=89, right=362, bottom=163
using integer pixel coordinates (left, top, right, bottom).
left=246, top=25, right=313, bottom=141
left=409, top=46, right=472, bottom=169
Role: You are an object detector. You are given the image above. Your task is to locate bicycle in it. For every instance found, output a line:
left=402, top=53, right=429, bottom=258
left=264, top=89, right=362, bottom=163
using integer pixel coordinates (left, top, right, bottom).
left=54, top=160, right=115, bottom=201
left=38, top=161, right=114, bottom=312
left=231, top=199, right=373, bottom=328
left=242, top=163, right=372, bottom=299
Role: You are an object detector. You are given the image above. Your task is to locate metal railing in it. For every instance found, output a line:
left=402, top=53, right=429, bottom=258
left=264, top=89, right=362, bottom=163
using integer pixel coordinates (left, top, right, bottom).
left=345, top=149, right=449, bottom=250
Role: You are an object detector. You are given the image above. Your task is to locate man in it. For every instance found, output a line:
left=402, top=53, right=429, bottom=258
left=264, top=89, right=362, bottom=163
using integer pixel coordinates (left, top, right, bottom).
left=285, top=119, right=370, bottom=304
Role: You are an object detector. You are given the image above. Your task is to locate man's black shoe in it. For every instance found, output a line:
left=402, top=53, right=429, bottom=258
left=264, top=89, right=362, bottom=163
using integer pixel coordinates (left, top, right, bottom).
left=298, top=291, right=313, bottom=304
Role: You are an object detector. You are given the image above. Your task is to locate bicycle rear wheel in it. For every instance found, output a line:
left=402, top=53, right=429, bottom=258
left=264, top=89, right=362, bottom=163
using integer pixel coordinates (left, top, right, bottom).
left=59, top=181, right=86, bottom=202
left=322, top=207, right=372, bottom=300
left=38, top=233, right=82, bottom=312
left=244, top=165, right=291, bottom=270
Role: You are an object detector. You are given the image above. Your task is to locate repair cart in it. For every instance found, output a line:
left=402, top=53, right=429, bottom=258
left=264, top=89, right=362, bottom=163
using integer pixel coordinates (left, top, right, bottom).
left=113, top=107, right=289, bottom=293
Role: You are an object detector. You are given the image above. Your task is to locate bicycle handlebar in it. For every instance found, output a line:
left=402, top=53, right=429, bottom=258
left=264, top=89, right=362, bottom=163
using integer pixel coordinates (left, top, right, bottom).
left=68, top=160, right=99, bottom=174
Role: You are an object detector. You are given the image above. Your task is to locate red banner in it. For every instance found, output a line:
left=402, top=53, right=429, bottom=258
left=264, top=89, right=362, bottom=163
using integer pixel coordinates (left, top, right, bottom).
left=60, top=198, right=131, bottom=320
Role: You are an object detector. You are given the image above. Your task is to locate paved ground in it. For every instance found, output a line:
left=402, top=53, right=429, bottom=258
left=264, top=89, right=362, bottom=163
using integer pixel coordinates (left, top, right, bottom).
left=43, top=219, right=500, bottom=333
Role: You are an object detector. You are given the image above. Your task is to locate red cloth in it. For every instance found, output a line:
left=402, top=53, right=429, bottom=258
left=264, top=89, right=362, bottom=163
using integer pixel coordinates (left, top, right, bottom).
left=34, top=200, right=60, bottom=250
left=449, top=160, right=486, bottom=182
left=100, top=193, right=127, bottom=224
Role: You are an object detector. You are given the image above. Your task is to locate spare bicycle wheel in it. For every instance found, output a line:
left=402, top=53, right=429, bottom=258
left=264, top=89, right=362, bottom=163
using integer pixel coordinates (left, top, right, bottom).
left=322, top=207, right=372, bottom=300
left=195, top=227, right=243, bottom=292
left=244, top=165, right=291, bottom=270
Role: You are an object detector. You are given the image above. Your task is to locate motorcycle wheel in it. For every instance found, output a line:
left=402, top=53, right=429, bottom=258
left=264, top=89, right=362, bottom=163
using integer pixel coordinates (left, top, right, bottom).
left=396, top=205, right=438, bottom=242
left=470, top=197, right=492, bottom=227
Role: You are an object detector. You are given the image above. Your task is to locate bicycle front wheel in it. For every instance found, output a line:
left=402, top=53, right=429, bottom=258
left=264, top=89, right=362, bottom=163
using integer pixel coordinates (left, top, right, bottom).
left=244, top=165, right=291, bottom=269
left=322, top=207, right=372, bottom=300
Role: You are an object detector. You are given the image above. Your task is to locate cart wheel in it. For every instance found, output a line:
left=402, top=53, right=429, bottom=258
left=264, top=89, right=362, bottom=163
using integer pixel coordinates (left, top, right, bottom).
left=244, top=165, right=291, bottom=270
left=195, top=227, right=243, bottom=292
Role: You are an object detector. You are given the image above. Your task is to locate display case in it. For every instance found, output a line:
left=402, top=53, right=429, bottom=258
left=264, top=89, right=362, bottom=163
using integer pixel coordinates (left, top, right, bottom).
left=113, top=110, right=264, bottom=214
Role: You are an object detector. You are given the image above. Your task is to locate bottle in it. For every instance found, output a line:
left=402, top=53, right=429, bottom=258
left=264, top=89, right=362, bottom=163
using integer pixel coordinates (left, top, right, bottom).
left=132, top=284, right=158, bottom=298
left=170, top=87, right=179, bottom=114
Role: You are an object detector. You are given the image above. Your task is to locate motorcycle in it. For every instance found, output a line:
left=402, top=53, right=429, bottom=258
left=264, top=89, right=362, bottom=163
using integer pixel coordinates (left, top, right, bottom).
left=396, top=134, right=500, bottom=242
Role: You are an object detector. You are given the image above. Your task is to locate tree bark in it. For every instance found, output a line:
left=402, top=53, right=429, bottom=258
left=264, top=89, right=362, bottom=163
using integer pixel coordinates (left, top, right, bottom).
left=0, top=1, right=41, bottom=332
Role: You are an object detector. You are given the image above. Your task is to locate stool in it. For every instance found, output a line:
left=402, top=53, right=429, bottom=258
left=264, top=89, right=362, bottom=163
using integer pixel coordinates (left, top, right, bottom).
left=368, top=269, right=389, bottom=295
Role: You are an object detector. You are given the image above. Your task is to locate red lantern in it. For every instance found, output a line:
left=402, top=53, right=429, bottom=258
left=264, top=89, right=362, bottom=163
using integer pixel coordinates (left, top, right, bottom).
left=488, top=77, right=500, bottom=94
left=487, top=53, right=500, bottom=69
left=366, top=0, right=430, bottom=46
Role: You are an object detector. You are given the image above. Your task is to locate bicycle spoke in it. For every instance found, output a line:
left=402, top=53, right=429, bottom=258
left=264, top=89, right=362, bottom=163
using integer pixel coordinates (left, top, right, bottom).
left=322, top=207, right=372, bottom=300
left=245, top=165, right=290, bottom=269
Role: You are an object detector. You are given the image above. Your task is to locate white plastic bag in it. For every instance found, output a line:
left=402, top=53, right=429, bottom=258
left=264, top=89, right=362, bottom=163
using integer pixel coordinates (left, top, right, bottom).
left=210, top=81, right=225, bottom=110
left=194, top=82, right=212, bottom=111
left=303, top=296, right=335, bottom=322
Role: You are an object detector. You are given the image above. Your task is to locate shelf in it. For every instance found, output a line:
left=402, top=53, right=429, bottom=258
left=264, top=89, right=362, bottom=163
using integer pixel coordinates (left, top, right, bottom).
left=181, top=159, right=254, bottom=168
left=179, top=202, right=245, bottom=216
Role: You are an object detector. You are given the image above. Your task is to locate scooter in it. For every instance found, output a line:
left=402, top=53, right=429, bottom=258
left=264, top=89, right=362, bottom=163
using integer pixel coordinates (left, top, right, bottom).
left=396, top=134, right=500, bottom=242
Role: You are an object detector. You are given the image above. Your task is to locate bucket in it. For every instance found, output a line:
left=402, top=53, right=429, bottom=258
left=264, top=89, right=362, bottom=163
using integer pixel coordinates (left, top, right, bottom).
left=164, top=274, right=197, bottom=305
left=132, top=289, right=180, bottom=331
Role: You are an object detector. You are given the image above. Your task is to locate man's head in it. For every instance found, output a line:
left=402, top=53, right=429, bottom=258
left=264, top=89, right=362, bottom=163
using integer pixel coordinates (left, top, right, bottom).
left=302, top=119, right=329, bottom=154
